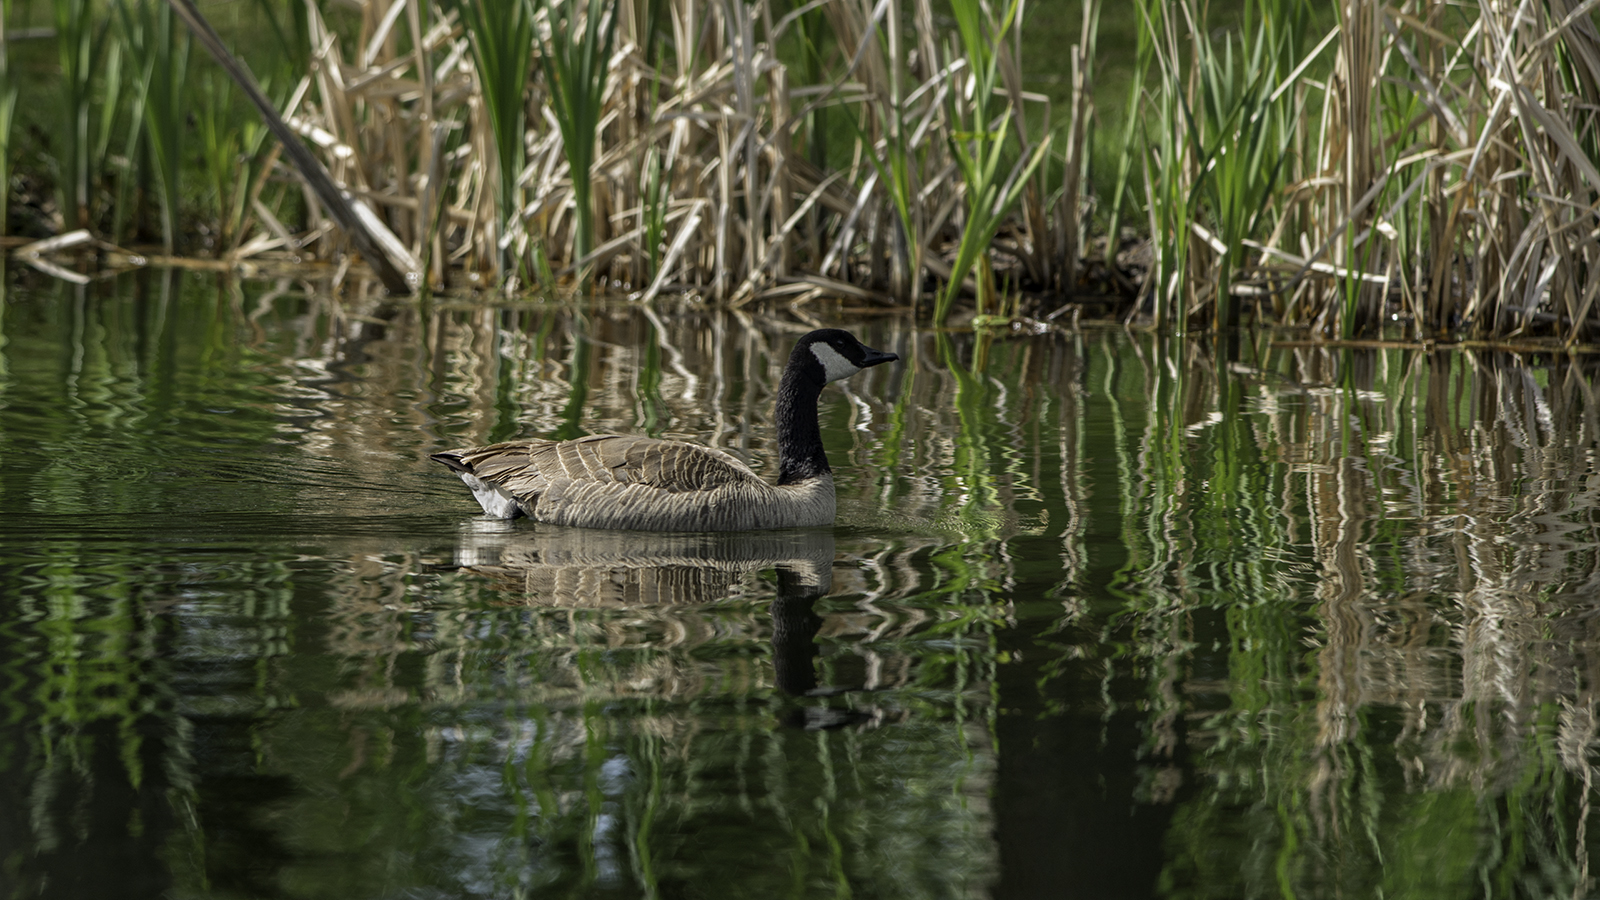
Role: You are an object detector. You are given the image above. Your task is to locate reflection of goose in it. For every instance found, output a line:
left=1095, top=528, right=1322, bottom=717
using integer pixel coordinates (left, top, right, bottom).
left=452, top=523, right=834, bottom=606
left=771, top=567, right=825, bottom=697
left=431, top=329, right=898, bottom=531
left=451, top=523, right=835, bottom=698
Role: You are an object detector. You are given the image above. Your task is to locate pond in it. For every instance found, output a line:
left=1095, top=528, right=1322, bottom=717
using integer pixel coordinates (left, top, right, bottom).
left=0, top=269, right=1596, bottom=899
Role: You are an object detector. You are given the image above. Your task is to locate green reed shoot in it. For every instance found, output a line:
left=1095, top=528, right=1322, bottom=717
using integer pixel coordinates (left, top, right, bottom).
left=95, top=33, right=122, bottom=174
left=877, top=106, right=924, bottom=305
left=0, top=0, right=16, bottom=235
left=1129, top=0, right=1183, bottom=329
left=1187, top=1, right=1306, bottom=328
left=55, top=0, right=104, bottom=229
left=640, top=145, right=666, bottom=279
left=1102, top=13, right=1150, bottom=280
left=936, top=0, right=1051, bottom=325
left=792, top=3, right=830, bottom=266
left=454, top=0, right=535, bottom=276
left=116, top=0, right=187, bottom=250
left=539, top=0, right=617, bottom=275
left=1131, top=0, right=1305, bottom=331
left=195, top=71, right=269, bottom=249
left=848, top=0, right=924, bottom=304
left=196, top=72, right=235, bottom=243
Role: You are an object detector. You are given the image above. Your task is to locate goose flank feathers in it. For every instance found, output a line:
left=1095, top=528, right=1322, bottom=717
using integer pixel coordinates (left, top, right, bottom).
left=431, top=328, right=899, bottom=531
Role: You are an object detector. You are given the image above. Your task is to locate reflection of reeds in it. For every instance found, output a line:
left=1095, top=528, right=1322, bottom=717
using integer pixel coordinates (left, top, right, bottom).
left=0, top=281, right=1031, bottom=896
left=240, top=299, right=1030, bottom=715
left=19, top=273, right=1600, bottom=892
left=1097, top=336, right=1600, bottom=896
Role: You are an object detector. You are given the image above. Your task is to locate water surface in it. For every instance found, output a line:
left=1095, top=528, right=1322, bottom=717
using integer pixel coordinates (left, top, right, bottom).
left=1, top=270, right=1597, bottom=899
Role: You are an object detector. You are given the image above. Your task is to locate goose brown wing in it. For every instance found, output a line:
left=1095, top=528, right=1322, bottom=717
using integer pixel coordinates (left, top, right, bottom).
left=441, top=434, right=762, bottom=497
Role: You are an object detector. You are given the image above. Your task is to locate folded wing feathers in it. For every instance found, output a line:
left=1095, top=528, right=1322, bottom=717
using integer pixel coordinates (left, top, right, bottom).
left=454, top=444, right=537, bottom=484
left=439, top=435, right=832, bottom=529
left=453, top=435, right=758, bottom=495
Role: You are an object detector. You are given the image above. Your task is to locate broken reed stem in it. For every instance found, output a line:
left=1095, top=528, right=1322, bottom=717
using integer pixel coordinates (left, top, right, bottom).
left=165, top=0, right=414, bottom=293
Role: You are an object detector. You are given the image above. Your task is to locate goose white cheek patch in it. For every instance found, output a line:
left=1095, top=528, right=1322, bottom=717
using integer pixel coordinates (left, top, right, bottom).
left=811, top=343, right=861, bottom=382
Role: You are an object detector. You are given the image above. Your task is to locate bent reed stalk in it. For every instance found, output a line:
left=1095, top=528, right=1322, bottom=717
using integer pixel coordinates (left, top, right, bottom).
left=13, top=0, right=1600, bottom=339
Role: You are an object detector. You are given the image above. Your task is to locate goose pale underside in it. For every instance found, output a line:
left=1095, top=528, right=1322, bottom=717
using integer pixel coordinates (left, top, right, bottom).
left=433, top=434, right=836, bottom=532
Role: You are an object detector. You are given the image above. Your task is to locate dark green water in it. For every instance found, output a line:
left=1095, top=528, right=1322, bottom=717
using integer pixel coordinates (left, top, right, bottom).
left=1, top=270, right=1597, bottom=899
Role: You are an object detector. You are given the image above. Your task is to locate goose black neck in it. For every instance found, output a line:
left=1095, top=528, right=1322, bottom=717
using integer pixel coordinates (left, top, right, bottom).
left=775, top=364, right=828, bottom=485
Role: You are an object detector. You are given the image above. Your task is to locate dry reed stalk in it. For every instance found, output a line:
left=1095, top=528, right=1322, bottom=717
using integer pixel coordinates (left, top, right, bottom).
left=16, top=0, right=1584, bottom=338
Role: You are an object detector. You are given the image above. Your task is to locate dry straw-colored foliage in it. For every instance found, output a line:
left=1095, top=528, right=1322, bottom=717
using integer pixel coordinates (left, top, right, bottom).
left=25, top=0, right=1600, bottom=338
left=235, top=0, right=1600, bottom=340
left=261, top=0, right=1090, bottom=317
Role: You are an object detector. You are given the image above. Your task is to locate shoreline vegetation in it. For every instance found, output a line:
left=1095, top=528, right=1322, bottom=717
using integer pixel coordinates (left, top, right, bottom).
left=2, top=0, right=1600, bottom=341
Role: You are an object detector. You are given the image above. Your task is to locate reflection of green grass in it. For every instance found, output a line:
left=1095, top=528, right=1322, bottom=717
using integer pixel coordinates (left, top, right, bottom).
left=552, top=324, right=591, bottom=441
left=1081, top=332, right=1600, bottom=899
left=0, top=277, right=317, bottom=861
left=936, top=332, right=1002, bottom=525
left=635, top=321, right=665, bottom=434
left=9, top=285, right=1596, bottom=898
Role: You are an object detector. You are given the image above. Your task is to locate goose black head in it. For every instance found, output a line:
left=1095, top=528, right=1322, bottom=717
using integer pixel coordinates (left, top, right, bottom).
left=794, top=329, right=900, bottom=384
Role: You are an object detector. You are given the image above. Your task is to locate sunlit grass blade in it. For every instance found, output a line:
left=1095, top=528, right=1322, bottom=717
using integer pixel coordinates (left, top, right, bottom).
left=452, top=0, right=534, bottom=278
left=539, top=0, right=617, bottom=278
left=116, top=0, right=188, bottom=250
left=55, top=0, right=104, bottom=230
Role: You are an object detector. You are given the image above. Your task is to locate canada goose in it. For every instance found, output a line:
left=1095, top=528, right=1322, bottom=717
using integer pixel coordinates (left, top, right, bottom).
left=431, top=328, right=899, bottom=531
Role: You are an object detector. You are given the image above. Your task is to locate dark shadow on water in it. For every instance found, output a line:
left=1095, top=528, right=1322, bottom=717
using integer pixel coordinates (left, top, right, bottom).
left=993, top=639, right=1186, bottom=900
left=0, top=710, right=179, bottom=898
